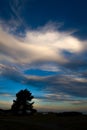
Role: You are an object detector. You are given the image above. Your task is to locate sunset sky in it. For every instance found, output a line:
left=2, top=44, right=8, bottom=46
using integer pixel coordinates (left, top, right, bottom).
left=0, top=0, right=87, bottom=113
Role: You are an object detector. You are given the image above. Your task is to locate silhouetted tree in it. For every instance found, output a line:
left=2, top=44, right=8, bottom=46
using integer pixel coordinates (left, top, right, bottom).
left=11, top=89, right=36, bottom=115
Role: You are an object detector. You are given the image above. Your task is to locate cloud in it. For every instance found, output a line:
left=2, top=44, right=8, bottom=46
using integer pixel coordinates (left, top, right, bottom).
left=34, top=94, right=87, bottom=112
left=43, top=75, right=87, bottom=97
left=22, top=73, right=87, bottom=98
left=1, top=62, right=87, bottom=98
left=0, top=92, right=13, bottom=97
left=0, top=0, right=26, bottom=34
left=0, top=23, right=87, bottom=102
left=9, top=0, right=26, bottom=27
left=35, top=93, right=73, bottom=102
left=70, top=100, right=87, bottom=105
left=35, top=93, right=87, bottom=106
left=0, top=63, right=25, bottom=83
left=0, top=23, right=85, bottom=66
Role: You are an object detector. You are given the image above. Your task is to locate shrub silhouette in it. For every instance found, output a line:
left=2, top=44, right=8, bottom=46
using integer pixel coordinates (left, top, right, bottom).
left=11, top=89, right=36, bottom=115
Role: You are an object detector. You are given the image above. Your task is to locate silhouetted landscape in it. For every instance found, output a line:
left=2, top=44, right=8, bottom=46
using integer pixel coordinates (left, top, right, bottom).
left=0, top=110, right=87, bottom=130
left=0, top=89, right=87, bottom=130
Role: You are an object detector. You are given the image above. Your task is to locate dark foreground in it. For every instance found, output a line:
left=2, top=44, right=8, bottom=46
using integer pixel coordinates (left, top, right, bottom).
left=0, top=113, right=87, bottom=130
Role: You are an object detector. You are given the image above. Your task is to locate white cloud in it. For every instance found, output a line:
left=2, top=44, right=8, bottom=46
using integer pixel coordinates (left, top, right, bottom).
left=38, top=64, right=60, bottom=72
left=0, top=23, right=86, bottom=67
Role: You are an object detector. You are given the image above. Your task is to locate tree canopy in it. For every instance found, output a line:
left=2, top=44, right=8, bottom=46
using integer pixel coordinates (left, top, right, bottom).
left=11, top=89, right=36, bottom=115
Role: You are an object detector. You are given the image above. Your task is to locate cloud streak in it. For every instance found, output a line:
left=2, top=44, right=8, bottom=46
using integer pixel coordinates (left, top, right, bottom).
left=0, top=62, right=87, bottom=98
left=9, top=0, right=26, bottom=28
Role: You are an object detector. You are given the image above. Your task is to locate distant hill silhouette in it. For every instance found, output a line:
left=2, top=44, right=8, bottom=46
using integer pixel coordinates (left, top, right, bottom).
left=0, top=109, right=11, bottom=114
left=56, top=112, right=83, bottom=116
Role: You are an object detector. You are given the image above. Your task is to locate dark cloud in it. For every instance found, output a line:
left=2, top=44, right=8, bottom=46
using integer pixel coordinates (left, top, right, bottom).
left=44, top=75, right=87, bottom=97
left=1, top=63, right=87, bottom=98
left=60, top=49, right=87, bottom=71
left=35, top=94, right=87, bottom=106
left=0, top=64, right=25, bottom=83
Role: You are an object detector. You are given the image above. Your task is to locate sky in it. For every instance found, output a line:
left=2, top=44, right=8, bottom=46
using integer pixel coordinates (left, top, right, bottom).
left=0, top=0, right=87, bottom=113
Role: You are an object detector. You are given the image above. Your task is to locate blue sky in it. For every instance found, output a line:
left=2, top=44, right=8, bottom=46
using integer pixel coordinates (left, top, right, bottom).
left=0, top=0, right=87, bottom=112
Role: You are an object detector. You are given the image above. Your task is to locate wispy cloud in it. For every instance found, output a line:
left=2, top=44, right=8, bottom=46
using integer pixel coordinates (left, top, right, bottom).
left=9, top=0, right=26, bottom=28
left=0, top=92, right=13, bottom=97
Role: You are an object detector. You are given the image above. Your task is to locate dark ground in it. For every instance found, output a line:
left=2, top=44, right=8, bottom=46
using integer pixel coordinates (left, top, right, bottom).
left=0, top=113, right=87, bottom=130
